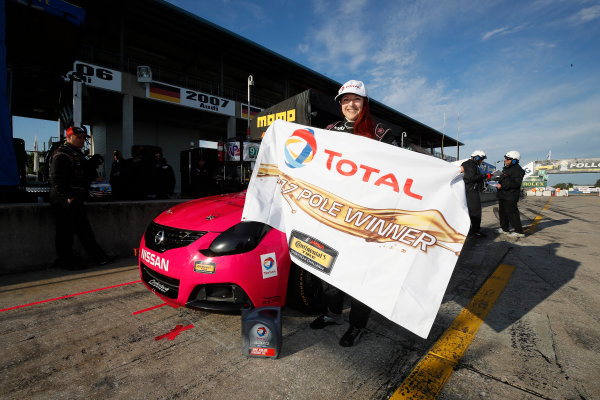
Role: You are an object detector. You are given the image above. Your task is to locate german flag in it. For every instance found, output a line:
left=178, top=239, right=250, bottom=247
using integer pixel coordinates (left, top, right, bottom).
left=242, top=104, right=261, bottom=120
left=149, top=82, right=180, bottom=103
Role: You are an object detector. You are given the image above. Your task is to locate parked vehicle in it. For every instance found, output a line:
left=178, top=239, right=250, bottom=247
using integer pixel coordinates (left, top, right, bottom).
left=138, top=191, right=322, bottom=312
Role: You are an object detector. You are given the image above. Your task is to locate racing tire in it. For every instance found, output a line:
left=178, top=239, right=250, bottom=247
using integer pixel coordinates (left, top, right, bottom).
left=285, top=263, right=324, bottom=314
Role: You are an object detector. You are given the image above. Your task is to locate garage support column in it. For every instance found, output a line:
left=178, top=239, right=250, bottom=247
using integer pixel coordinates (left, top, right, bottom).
left=73, top=80, right=82, bottom=127
left=122, top=94, right=134, bottom=158
left=227, top=116, right=236, bottom=139
left=57, top=118, right=65, bottom=141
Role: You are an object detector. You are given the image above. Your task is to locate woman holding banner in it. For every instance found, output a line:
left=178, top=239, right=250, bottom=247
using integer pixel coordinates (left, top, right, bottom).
left=309, top=80, right=400, bottom=347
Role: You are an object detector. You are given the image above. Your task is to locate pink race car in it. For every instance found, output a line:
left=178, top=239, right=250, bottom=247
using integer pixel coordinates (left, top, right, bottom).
left=138, top=191, right=321, bottom=312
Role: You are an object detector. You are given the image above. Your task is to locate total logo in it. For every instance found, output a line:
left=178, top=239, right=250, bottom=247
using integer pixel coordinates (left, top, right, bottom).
left=261, top=252, right=278, bottom=279
left=263, top=257, right=275, bottom=270
left=282, top=126, right=424, bottom=199
left=284, top=128, right=317, bottom=168
left=256, top=326, right=268, bottom=337
left=251, top=323, right=272, bottom=346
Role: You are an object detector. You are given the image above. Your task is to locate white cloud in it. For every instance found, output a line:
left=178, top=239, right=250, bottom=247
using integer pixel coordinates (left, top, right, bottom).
left=568, top=5, right=600, bottom=24
left=482, top=24, right=527, bottom=41
left=482, top=27, right=509, bottom=41
left=294, top=0, right=599, bottom=164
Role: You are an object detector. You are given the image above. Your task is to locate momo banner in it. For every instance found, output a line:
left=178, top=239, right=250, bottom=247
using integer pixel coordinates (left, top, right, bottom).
left=242, top=120, right=470, bottom=338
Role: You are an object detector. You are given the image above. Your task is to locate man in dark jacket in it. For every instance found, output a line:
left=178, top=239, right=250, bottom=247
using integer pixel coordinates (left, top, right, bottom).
left=109, top=150, right=131, bottom=199
left=153, top=152, right=176, bottom=199
left=497, top=150, right=526, bottom=238
left=461, top=150, right=488, bottom=237
left=49, top=126, right=111, bottom=269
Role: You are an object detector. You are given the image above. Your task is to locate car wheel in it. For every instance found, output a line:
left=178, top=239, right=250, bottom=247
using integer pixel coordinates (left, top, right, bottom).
left=285, top=263, right=324, bottom=314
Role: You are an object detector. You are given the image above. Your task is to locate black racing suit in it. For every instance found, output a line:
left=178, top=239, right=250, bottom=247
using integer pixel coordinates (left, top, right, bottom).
left=317, top=119, right=399, bottom=328
left=496, top=163, right=525, bottom=233
left=461, top=158, right=486, bottom=234
left=50, top=142, right=107, bottom=266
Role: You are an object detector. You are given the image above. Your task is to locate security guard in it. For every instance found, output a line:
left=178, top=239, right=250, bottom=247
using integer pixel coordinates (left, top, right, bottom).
left=50, top=126, right=111, bottom=269
left=497, top=150, right=526, bottom=237
left=461, top=150, right=488, bottom=237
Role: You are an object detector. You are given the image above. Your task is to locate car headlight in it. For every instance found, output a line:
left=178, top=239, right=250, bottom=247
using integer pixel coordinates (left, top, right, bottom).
left=200, top=221, right=272, bottom=257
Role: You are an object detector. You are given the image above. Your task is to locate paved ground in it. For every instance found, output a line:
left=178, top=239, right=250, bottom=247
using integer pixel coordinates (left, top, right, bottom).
left=1, top=196, right=598, bottom=399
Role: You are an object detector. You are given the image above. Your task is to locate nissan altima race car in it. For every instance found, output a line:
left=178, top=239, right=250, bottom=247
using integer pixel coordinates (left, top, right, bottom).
left=138, top=191, right=321, bottom=312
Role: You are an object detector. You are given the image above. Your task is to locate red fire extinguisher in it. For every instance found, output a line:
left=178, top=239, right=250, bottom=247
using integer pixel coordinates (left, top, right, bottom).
left=217, top=141, right=224, bottom=162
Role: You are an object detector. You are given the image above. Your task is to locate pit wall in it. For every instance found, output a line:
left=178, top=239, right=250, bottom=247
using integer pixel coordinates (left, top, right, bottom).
left=1, top=192, right=500, bottom=274
left=0, top=200, right=186, bottom=274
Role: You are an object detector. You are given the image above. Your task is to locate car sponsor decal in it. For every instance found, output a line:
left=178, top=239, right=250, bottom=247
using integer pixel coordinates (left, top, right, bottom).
left=194, top=261, right=216, bottom=274
left=288, top=230, right=338, bottom=275
left=262, top=296, right=281, bottom=305
left=140, top=248, right=170, bottom=271
left=148, top=279, right=169, bottom=294
left=260, top=252, right=278, bottom=279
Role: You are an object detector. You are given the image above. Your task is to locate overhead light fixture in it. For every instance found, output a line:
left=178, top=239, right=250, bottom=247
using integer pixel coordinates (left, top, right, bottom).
left=137, top=66, right=152, bottom=83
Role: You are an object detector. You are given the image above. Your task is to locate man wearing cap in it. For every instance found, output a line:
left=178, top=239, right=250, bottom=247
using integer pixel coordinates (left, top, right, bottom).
left=50, top=126, right=111, bottom=269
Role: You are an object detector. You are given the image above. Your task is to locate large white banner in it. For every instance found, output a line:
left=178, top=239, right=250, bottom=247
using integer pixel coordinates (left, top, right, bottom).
left=242, top=120, right=469, bottom=338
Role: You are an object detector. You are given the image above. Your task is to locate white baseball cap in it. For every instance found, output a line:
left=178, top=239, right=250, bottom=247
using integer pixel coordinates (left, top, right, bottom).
left=335, top=80, right=368, bottom=102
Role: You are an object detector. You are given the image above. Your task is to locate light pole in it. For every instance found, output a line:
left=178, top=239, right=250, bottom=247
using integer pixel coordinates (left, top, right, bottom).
left=401, top=132, right=407, bottom=148
left=247, top=75, right=254, bottom=139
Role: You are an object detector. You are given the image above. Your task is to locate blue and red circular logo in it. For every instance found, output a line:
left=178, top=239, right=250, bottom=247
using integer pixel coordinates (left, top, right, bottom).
left=256, top=326, right=267, bottom=337
left=284, top=128, right=317, bottom=168
left=263, top=257, right=275, bottom=270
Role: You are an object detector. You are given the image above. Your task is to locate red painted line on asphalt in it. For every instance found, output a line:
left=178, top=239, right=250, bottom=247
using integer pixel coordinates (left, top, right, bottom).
left=155, top=324, right=195, bottom=341
left=0, top=280, right=142, bottom=313
left=132, top=302, right=168, bottom=315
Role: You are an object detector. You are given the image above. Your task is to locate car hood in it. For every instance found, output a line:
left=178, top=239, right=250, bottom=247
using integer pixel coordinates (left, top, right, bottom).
left=153, top=191, right=246, bottom=232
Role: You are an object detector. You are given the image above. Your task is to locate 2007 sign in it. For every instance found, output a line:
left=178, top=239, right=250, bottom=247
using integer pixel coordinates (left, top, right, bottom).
left=185, top=91, right=230, bottom=107
left=181, top=90, right=234, bottom=116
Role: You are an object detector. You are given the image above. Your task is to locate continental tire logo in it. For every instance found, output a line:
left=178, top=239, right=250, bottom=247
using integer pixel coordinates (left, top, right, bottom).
left=288, top=230, right=338, bottom=275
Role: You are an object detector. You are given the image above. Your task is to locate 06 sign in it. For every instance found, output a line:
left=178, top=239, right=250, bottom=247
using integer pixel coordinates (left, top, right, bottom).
left=73, top=61, right=122, bottom=92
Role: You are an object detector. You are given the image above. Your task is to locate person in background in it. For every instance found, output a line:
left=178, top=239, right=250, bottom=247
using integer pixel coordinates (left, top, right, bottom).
left=460, top=150, right=488, bottom=237
left=109, top=150, right=130, bottom=199
left=310, top=79, right=400, bottom=347
left=153, top=151, right=175, bottom=199
left=191, top=156, right=217, bottom=197
left=85, top=153, right=104, bottom=189
left=497, top=150, right=526, bottom=238
left=49, top=126, right=111, bottom=270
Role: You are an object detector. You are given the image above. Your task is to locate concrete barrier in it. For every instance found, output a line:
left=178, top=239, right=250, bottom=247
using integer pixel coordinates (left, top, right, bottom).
left=0, top=199, right=187, bottom=274
left=2, top=192, right=499, bottom=274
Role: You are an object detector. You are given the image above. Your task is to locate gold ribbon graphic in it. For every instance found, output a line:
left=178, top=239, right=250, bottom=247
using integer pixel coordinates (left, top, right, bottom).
left=257, top=164, right=465, bottom=255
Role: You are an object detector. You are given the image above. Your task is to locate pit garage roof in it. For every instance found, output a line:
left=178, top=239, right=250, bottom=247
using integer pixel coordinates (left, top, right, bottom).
left=5, top=0, right=461, bottom=150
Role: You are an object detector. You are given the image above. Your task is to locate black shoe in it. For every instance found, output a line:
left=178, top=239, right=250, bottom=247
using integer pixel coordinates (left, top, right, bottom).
left=339, top=325, right=364, bottom=347
left=310, top=314, right=343, bottom=329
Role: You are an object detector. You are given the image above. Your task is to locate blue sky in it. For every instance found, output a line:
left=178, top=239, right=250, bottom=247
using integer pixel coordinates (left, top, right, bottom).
left=13, top=0, right=600, bottom=184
